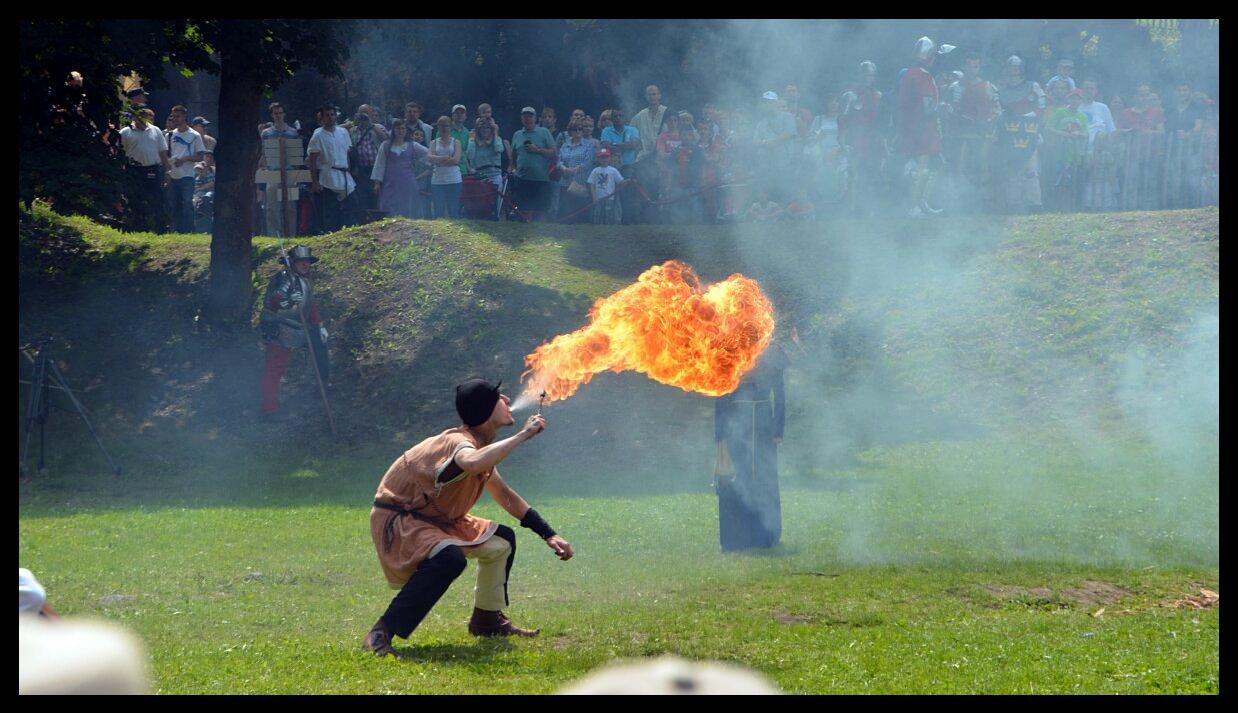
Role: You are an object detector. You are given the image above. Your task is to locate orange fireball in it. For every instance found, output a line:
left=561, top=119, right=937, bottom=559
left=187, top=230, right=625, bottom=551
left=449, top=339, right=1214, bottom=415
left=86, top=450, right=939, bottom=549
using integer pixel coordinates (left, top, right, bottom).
left=521, top=260, right=775, bottom=403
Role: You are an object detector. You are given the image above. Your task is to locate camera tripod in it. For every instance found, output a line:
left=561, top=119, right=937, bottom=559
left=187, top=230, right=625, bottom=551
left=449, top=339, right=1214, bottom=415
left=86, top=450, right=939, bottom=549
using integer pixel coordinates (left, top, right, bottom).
left=20, top=337, right=121, bottom=478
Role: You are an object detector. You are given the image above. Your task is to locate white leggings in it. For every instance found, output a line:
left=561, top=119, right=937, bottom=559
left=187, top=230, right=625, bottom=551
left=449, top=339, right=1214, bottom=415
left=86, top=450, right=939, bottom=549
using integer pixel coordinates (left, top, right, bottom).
left=462, top=535, right=511, bottom=610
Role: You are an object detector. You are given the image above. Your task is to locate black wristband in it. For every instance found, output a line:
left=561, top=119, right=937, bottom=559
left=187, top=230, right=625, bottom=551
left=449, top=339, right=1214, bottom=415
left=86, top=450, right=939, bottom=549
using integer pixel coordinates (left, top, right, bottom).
left=520, top=508, right=556, bottom=540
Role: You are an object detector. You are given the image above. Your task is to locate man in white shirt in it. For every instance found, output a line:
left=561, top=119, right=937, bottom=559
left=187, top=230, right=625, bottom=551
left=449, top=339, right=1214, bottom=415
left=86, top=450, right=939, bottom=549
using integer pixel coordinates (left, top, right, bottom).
left=119, top=108, right=172, bottom=233
left=1078, top=79, right=1116, bottom=151
left=629, top=85, right=668, bottom=223
left=166, top=105, right=206, bottom=232
left=630, top=85, right=668, bottom=162
left=308, top=103, right=356, bottom=232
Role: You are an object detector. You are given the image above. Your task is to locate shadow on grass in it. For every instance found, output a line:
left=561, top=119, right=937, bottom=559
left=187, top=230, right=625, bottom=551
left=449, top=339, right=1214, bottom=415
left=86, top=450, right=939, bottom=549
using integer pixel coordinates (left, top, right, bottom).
left=393, top=638, right=515, bottom=663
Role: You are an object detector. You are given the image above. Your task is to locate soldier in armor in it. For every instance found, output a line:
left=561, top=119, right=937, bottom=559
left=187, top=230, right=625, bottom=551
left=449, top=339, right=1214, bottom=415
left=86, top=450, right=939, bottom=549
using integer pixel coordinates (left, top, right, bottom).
left=948, top=53, right=1002, bottom=206
left=897, top=37, right=955, bottom=217
left=996, top=55, right=1046, bottom=118
left=995, top=56, right=1045, bottom=213
left=259, top=245, right=329, bottom=420
left=840, top=61, right=885, bottom=216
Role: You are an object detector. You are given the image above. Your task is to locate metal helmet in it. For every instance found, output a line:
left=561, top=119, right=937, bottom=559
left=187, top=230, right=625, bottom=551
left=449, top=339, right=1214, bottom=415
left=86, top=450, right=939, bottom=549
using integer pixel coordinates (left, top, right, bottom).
left=859, top=60, right=877, bottom=75
left=285, top=245, right=319, bottom=265
left=1007, top=55, right=1024, bottom=67
left=915, top=37, right=936, bottom=59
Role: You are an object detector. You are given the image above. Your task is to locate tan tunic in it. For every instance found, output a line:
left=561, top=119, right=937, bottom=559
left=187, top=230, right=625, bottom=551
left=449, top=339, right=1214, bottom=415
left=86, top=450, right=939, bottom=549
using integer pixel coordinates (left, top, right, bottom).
left=370, top=427, right=498, bottom=588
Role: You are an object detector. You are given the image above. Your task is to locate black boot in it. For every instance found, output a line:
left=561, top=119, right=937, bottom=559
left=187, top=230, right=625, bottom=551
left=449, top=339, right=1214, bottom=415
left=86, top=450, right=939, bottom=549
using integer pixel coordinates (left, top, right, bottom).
left=362, top=617, right=394, bottom=656
left=468, top=607, right=540, bottom=638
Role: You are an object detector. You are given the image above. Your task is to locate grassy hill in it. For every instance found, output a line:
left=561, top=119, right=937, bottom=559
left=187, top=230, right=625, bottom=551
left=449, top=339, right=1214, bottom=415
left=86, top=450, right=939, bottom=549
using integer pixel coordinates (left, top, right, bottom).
left=19, top=203, right=1217, bottom=476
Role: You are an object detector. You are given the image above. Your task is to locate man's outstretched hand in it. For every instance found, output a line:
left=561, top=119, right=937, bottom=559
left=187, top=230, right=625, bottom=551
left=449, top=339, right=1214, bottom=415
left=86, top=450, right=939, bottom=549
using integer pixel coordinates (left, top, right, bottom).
left=546, top=535, right=573, bottom=561
left=522, top=414, right=546, bottom=439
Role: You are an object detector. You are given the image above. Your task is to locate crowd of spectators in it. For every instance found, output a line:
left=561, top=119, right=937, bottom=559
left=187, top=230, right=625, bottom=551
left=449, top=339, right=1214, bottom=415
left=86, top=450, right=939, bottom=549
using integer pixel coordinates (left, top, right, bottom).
left=114, top=40, right=1219, bottom=234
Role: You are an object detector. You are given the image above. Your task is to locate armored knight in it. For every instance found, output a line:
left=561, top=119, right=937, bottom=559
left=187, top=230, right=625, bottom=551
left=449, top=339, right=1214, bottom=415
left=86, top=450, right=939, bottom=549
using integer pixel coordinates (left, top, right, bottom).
left=260, top=245, right=329, bottom=420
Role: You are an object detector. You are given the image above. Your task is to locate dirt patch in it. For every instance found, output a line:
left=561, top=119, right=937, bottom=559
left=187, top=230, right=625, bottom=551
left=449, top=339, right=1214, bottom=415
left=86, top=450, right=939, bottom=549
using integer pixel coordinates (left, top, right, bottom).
left=978, top=580, right=1130, bottom=608
left=773, top=611, right=814, bottom=625
left=983, top=585, right=1056, bottom=603
left=97, top=594, right=136, bottom=605
left=1058, top=580, right=1131, bottom=607
left=1165, top=588, right=1219, bottom=610
left=549, top=635, right=576, bottom=650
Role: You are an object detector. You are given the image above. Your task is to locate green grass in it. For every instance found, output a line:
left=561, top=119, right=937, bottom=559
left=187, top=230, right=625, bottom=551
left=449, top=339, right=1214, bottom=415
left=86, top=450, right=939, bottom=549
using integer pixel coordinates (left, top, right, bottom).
left=19, top=205, right=1218, bottom=692
left=20, top=433, right=1217, bottom=693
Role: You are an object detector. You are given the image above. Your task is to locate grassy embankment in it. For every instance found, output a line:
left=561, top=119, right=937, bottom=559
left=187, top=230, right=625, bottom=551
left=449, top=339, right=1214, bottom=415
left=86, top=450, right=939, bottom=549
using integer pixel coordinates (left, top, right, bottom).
left=18, top=205, right=1217, bottom=693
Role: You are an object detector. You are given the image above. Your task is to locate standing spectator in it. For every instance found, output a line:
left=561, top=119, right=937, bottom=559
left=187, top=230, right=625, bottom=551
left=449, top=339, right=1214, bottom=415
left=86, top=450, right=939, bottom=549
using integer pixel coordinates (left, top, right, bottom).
left=1043, top=89, right=1089, bottom=210
left=259, top=102, right=303, bottom=237
left=347, top=104, right=388, bottom=216
left=784, top=84, right=813, bottom=139
left=806, top=95, right=846, bottom=206
left=191, top=116, right=216, bottom=168
left=556, top=119, right=595, bottom=224
left=411, top=127, right=433, bottom=217
left=597, top=109, right=613, bottom=134
left=538, top=107, right=563, bottom=218
left=118, top=107, right=171, bottom=233
left=662, top=112, right=703, bottom=223
left=754, top=91, right=798, bottom=201
left=1078, top=79, right=1118, bottom=210
left=427, top=116, right=463, bottom=219
left=165, top=105, right=206, bottom=233
left=307, top=103, right=356, bottom=233
left=404, top=102, right=433, bottom=146
left=510, top=107, right=556, bottom=222
left=580, top=115, right=601, bottom=152
left=1046, top=58, right=1077, bottom=95
left=541, top=107, right=562, bottom=146
left=1077, top=80, right=1117, bottom=149
left=587, top=149, right=625, bottom=224
left=599, top=108, right=642, bottom=224
left=840, top=60, right=885, bottom=216
left=124, top=86, right=150, bottom=107
left=1109, top=95, right=1128, bottom=128
left=1164, top=81, right=1204, bottom=208
left=948, top=53, right=1000, bottom=207
left=897, top=37, right=949, bottom=217
left=996, top=55, right=1046, bottom=117
left=473, top=103, right=501, bottom=141
left=372, top=119, right=430, bottom=219
left=1119, top=84, right=1165, bottom=209
left=997, top=105, right=1043, bottom=214
left=440, top=104, right=471, bottom=176
left=655, top=112, right=684, bottom=216
left=631, top=85, right=669, bottom=220
left=630, top=85, right=668, bottom=162
left=192, top=161, right=215, bottom=232
left=467, top=117, right=508, bottom=220
left=1045, top=79, right=1070, bottom=114
left=704, top=110, right=739, bottom=220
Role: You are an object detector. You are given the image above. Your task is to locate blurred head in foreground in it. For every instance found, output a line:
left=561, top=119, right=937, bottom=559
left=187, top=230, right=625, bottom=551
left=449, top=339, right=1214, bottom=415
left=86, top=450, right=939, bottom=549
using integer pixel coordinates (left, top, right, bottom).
left=558, top=655, right=781, bottom=695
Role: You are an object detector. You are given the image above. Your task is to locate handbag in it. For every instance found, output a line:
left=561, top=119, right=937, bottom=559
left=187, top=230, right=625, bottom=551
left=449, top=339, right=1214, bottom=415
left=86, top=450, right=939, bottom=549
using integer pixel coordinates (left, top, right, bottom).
left=567, top=180, right=588, bottom=198
left=548, top=158, right=561, bottom=181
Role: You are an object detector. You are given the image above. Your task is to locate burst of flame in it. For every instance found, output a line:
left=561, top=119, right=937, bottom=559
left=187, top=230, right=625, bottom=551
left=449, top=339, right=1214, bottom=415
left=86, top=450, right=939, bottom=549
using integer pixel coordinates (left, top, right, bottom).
left=521, top=260, right=775, bottom=403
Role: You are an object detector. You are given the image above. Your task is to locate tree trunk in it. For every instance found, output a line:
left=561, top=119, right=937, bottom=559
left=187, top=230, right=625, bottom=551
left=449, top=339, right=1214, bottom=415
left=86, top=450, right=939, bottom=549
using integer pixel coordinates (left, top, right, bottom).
left=204, top=28, right=261, bottom=329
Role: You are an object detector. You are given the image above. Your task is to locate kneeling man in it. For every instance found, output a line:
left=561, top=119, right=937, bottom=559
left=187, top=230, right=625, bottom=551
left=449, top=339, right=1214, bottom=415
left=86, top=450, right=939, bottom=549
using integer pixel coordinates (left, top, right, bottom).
left=363, top=378, right=573, bottom=656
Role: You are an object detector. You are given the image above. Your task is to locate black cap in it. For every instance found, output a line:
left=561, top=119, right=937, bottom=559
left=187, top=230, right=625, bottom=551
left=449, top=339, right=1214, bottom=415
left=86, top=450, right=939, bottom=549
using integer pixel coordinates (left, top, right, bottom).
left=191, top=116, right=210, bottom=126
left=455, top=378, right=503, bottom=427
left=125, top=87, right=149, bottom=98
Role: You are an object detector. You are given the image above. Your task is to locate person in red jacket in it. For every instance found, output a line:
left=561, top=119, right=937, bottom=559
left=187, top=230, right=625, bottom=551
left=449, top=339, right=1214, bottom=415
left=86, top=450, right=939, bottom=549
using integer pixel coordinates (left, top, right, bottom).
left=897, top=36, right=955, bottom=216
left=840, top=60, right=885, bottom=216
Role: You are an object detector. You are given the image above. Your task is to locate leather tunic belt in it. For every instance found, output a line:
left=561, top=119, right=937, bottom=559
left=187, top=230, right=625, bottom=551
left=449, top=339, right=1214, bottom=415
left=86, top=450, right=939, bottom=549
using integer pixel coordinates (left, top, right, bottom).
left=373, top=501, right=450, bottom=554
